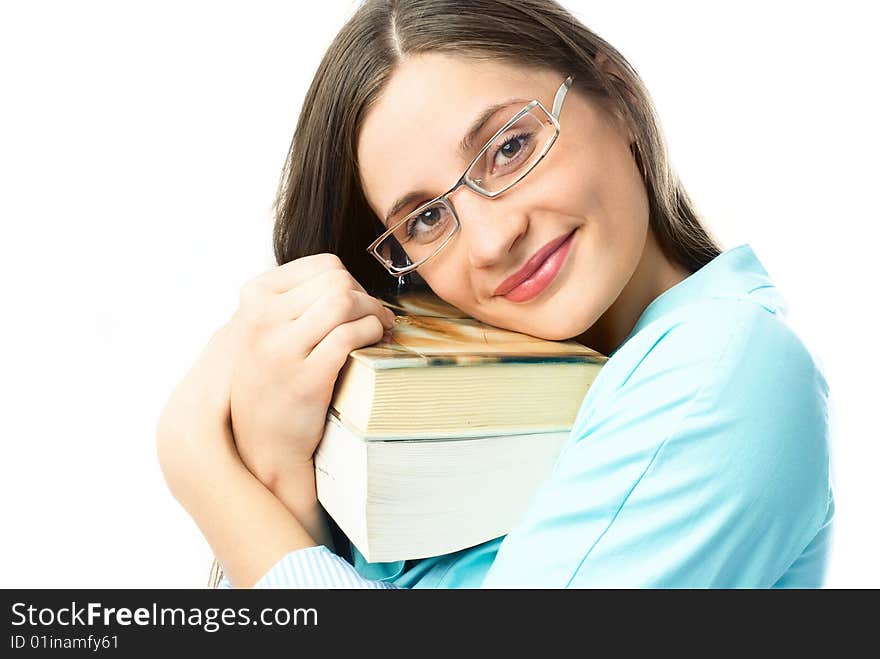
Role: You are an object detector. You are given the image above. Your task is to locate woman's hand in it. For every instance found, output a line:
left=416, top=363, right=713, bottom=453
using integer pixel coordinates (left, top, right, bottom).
left=227, top=253, right=395, bottom=493
left=157, top=253, right=393, bottom=555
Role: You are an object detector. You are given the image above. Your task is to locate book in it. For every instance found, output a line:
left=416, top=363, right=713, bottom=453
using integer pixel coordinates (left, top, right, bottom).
left=329, top=289, right=607, bottom=439
left=315, top=412, right=572, bottom=562
left=314, top=288, right=609, bottom=562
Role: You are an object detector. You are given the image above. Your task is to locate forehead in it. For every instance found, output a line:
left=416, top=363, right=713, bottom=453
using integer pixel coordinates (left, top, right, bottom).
left=357, top=53, right=557, bottom=221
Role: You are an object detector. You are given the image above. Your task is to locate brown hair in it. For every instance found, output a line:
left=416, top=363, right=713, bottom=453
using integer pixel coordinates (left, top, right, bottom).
left=272, top=0, right=722, bottom=296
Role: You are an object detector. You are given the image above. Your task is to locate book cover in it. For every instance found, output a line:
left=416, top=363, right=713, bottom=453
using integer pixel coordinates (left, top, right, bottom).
left=349, top=288, right=608, bottom=369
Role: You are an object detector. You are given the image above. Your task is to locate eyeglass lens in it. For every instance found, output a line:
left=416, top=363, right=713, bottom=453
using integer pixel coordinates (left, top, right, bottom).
left=375, top=106, right=556, bottom=271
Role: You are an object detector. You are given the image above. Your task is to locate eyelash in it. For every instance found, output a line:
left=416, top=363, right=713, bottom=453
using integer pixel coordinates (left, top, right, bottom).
left=487, top=130, right=531, bottom=170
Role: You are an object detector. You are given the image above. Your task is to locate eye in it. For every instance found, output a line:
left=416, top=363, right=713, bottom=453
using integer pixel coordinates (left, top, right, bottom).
left=489, top=131, right=534, bottom=174
left=405, top=204, right=450, bottom=242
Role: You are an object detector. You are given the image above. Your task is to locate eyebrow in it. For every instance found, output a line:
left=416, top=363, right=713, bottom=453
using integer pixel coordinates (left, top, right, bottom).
left=383, top=97, right=529, bottom=225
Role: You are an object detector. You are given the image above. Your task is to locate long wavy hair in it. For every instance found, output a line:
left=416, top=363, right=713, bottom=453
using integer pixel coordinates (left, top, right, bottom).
left=272, top=0, right=721, bottom=296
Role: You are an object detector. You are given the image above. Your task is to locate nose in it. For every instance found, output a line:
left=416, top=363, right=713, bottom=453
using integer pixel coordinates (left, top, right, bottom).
left=450, top=189, right=529, bottom=270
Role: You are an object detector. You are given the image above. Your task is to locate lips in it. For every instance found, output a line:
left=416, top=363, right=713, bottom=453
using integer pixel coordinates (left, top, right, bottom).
left=493, top=229, right=576, bottom=297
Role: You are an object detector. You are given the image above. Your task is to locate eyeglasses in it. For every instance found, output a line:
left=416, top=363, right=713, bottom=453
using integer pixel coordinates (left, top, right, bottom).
left=366, top=75, right=574, bottom=276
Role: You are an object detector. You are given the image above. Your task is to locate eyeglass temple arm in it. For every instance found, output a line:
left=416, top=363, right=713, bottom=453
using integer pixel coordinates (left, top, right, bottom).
left=552, top=75, right=574, bottom=119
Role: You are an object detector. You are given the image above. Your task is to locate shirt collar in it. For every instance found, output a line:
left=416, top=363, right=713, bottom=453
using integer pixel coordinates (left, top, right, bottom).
left=610, top=244, right=787, bottom=357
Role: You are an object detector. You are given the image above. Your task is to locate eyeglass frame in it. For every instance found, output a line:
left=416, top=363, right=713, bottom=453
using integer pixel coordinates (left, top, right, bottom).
left=366, top=74, right=575, bottom=276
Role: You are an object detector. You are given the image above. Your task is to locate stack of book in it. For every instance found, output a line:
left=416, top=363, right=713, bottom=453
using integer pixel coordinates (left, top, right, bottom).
left=314, top=289, right=607, bottom=563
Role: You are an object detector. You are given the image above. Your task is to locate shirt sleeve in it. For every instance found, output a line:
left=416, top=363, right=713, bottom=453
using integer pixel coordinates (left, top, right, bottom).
left=217, top=572, right=232, bottom=589
left=220, top=546, right=400, bottom=589
left=480, top=300, right=833, bottom=588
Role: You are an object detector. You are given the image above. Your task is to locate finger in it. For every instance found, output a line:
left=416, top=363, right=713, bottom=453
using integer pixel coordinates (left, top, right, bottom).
left=258, top=253, right=367, bottom=294
left=274, top=268, right=378, bottom=321
left=305, top=314, right=386, bottom=380
left=291, top=289, right=394, bottom=354
left=281, top=288, right=395, bottom=330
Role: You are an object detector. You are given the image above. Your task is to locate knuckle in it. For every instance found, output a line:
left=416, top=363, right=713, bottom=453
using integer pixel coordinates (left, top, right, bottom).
left=327, top=267, right=355, bottom=290
left=307, top=252, right=343, bottom=274
left=320, top=253, right=344, bottom=270
left=329, top=323, right=356, bottom=352
left=327, top=290, right=355, bottom=316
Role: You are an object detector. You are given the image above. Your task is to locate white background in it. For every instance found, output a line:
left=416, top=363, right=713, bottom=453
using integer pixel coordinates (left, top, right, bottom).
left=1, top=1, right=876, bottom=588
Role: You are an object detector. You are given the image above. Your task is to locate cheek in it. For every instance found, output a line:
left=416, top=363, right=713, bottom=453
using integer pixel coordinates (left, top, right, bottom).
left=532, top=143, right=607, bottom=228
left=554, top=113, right=644, bottom=222
left=414, top=264, right=471, bottom=312
left=431, top=285, right=472, bottom=315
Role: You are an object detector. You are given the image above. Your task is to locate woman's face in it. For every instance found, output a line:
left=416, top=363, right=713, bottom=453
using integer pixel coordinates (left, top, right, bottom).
left=357, top=53, right=650, bottom=341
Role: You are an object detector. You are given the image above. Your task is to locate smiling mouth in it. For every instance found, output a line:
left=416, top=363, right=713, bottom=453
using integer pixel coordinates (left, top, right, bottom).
left=493, top=229, right=576, bottom=298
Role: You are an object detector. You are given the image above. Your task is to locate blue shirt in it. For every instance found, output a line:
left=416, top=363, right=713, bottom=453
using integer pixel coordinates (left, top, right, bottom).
left=222, top=244, right=834, bottom=588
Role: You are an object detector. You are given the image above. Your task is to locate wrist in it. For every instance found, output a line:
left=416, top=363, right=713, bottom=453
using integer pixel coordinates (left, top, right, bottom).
left=264, top=461, right=318, bottom=509
left=264, top=463, right=335, bottom=551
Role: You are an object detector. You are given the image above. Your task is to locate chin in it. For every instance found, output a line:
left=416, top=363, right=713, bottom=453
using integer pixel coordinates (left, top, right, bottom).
left=523, top=323, right=584, bottom=342
left=499, top=312, right=590, bottom=342
left=536, top=328, right=580, bottom=341
left=464, top=298, right=591, bottom=341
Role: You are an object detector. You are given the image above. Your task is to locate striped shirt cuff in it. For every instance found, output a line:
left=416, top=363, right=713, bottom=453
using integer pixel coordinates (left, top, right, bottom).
left=218, top=546, right=400, bottom=589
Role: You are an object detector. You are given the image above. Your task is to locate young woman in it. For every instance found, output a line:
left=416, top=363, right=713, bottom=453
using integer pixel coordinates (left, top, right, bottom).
left=157, top=0, right=834, bottom=588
